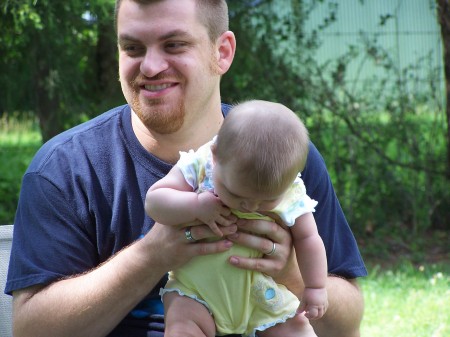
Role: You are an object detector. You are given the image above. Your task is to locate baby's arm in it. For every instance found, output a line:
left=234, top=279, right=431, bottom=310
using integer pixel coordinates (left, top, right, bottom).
left=290, top=212, right=328, bottom=320
left=145, top=166, right=234, bottom=236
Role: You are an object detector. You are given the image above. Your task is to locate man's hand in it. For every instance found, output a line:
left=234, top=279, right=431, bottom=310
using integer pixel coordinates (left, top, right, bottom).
left=225, top=217, right=293, bottom=279
left=146, top=221, right=238, bottom=271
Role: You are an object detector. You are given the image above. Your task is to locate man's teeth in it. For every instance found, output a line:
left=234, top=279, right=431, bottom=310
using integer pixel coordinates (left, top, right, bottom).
left=144, top=84, right=172, bottom=91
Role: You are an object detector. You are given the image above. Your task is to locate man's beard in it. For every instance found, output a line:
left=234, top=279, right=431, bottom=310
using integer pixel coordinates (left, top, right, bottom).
left=131, top=86, right=185, bottom=135
left=128, top=49, right=220, bottom=134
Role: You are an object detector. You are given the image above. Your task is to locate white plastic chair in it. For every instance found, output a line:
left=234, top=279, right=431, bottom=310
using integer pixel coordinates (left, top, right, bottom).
left=0, top=225, right=14, bottom=337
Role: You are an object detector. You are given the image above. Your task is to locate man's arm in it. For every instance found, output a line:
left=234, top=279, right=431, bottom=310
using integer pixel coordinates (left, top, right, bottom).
left=12, top=222, right=236, bottom=337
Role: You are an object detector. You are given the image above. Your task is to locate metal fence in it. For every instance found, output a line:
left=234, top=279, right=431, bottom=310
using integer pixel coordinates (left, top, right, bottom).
left=305, top=0, right=443, bottom=97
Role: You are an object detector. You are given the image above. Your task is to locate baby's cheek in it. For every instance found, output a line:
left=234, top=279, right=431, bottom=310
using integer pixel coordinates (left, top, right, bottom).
left=223, top=199, right=237, bottom=209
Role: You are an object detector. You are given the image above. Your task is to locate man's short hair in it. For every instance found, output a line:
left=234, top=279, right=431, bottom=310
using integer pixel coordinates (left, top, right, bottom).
left=114, top=0, right=229, bottom=41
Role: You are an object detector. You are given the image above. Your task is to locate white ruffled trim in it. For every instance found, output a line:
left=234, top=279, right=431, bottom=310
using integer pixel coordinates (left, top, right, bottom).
left=248, top=310, right=298, bottom=337
left=159, top=287, right=212, bottom=315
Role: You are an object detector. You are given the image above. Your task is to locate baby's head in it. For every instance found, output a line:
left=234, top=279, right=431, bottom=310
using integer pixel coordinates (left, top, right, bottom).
left=212, top=100, right=309, bottom=211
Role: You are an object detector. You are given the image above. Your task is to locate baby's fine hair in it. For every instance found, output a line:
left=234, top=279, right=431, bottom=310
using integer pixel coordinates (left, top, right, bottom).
left=215, top=100, right=310, bottom=193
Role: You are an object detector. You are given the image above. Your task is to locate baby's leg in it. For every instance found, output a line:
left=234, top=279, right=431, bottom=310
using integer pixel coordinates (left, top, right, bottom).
left=257, top=312, right=317, bottom=337
left=163, top=292, right=216, bottom=337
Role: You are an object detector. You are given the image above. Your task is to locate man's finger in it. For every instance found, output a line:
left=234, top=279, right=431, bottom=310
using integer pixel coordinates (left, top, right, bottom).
left=237, top=218, right=288, bottom=244
left=209, top=223, right=223, bottom=237
left=228, top=255, right=278, bottom=273
left=227, top=231, right=279, bottom=257
left=190, top=224, right=237, bottom=241
left=190, top=239, right=234, bottom=256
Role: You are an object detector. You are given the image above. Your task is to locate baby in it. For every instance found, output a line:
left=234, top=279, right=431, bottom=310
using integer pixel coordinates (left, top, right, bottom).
left=146, top=100, right=328, bottom=337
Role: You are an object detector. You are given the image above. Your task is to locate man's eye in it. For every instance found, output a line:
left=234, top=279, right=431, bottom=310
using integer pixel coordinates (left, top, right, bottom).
left=165, top=41, right=188, bottom=52
left=121, top=44, right=144, bottom=56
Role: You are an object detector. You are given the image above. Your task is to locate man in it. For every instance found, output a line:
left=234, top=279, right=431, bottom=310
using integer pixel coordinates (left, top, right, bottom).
left=5, top=1, right=367, bottom=336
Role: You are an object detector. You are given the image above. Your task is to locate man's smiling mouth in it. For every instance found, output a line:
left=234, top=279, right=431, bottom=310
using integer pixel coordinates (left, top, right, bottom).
left=144, top=83, right=174, bottom=92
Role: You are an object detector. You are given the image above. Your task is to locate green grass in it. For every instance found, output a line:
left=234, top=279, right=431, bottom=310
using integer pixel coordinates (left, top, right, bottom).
left=0, top=114, right=42, bottom=224
left=361, top=262, right=450, bottom=337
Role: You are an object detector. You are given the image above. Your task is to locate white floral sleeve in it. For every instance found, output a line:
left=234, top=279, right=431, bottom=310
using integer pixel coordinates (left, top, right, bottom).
left=176, top=139, right=215, bottom=192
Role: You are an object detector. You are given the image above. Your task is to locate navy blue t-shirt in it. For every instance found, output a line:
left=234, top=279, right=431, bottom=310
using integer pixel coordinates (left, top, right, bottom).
left=6, top=104, right=366, bottom=336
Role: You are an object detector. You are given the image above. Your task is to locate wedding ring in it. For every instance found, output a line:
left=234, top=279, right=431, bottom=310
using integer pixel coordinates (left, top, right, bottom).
left=184, top=227, right=197, bottom=242
left=265, top=242, right=276, bottom=256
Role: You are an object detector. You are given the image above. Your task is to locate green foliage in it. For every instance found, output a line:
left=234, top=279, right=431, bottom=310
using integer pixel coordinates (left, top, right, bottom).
left=223, top=0, right=335, bottom=106
left=0, top=0, right=122, bottom=142
left=305, top=41, right=449, bottom=237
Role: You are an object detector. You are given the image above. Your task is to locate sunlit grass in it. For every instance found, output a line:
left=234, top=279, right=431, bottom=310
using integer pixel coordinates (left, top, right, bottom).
left=361, top=262, right=450, bottom=337
left=0, top=113, right=42, bottom=145
left=0, top=113, right=41, bottom=224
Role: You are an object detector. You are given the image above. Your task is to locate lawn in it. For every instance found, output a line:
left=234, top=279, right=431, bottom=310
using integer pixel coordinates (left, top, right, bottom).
left=361, top=262, right=449, bottom=337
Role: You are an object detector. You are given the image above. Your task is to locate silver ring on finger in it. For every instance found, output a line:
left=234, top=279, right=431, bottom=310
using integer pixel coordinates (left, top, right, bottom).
left=265, top=242, right=276, bottom=256
left=184, top=227, right=197, bottom=243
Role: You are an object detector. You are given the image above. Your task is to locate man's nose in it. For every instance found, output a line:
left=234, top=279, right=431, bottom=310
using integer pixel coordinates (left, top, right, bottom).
left=140, top=49, right=169, bottom=77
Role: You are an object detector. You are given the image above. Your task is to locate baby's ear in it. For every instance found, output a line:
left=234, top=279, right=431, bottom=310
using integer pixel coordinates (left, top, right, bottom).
left=210, top=143, right=218, bottom=163
left=210, top=142, right=217, bottom=154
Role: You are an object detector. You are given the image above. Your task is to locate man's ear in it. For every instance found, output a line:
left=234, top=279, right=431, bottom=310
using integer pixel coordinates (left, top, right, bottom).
left=216, top=31, right=236, bottom=75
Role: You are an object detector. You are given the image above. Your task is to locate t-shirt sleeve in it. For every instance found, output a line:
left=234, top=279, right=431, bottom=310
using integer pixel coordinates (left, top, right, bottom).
left=302, top=142, right=367, bottom=279
left=5, top=172, right=98, bottom=295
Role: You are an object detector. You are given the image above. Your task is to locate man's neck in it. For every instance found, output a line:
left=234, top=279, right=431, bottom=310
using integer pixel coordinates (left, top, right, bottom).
left=131, top=108, right=224, bottom=164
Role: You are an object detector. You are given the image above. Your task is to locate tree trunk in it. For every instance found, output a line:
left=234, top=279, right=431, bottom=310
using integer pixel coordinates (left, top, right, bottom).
left=95, top=18, right=122, bottom=108
left=437, top=0, right=450, bottom=179
left=30, top=30, right=62, bottom=143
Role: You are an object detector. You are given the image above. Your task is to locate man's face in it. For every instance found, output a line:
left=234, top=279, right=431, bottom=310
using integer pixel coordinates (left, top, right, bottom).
left=117, top=0, right=222, bottom=134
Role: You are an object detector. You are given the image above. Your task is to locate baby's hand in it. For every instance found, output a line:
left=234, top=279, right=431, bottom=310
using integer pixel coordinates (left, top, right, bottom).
left=299, top=287, right=328, bottom=320
left=196, top=192, right=235, bottom=237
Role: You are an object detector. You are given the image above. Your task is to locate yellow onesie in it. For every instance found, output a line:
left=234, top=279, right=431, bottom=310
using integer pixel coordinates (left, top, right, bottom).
left=160, top=139, right=317, bottom=337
